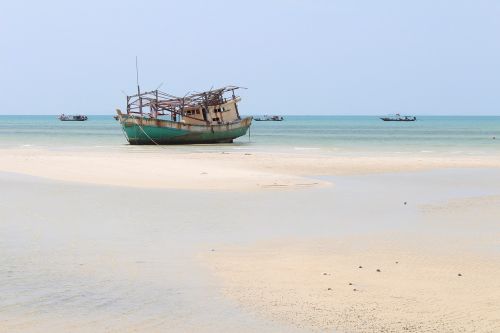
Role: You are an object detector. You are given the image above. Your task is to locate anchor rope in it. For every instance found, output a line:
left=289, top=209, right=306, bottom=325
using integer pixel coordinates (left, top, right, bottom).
left=134, top=118, right=164, bottom=147
left=119, top=121, right=129, bottom=141
left=130, top=116, right=167, bottom=148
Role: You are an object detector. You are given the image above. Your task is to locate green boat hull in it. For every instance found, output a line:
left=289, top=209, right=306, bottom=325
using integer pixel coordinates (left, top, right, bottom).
left=119, top=116, right=252, bottom=145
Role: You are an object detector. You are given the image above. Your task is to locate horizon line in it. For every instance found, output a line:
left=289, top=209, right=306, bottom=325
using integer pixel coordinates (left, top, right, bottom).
left=1, top=114, right=499, bottom=117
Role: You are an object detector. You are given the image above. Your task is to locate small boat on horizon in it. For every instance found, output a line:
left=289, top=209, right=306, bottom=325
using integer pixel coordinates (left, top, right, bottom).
left=380, top=114, right=416, bottom=122
left=254, top=115, right=284, bottom=121
left=59, top=114, right=88, bottom=121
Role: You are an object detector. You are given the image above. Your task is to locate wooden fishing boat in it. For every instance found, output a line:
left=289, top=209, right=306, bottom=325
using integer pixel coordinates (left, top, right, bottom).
left=59, top=114, right=88, bottom=121
left=115, top=86, right=252, bottom=145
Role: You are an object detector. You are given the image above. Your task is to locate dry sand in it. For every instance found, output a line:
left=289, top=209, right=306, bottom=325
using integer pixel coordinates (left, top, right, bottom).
left=205, top=235, right=500, bottom=332
left=1, top=148, right=500, bottom=190
left=205, top=196, right=500, bottom=332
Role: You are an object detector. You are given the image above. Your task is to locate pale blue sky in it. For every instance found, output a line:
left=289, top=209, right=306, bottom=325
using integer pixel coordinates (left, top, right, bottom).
left=1, top=0, right=499, bottom=115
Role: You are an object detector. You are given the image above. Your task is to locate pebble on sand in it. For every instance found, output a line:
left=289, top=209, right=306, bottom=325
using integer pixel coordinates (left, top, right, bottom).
left=323, top=272, right=328, bottom=276
left=327, top=287, right=332, bottom=290
left=404, top=202, right=407, bottom=205
left=376, top=269, right=381, bottom=272
left=458, top=273, right=462, bottom=277
left=348, top=282, right=353, bottom=285
left=353, top=288, right=357, bottom=291
left=358, top=265, right=363, bottom=268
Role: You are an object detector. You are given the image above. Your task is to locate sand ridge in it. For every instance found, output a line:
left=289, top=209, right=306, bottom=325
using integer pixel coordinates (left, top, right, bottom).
left=1, top=148, right=500, bottom=191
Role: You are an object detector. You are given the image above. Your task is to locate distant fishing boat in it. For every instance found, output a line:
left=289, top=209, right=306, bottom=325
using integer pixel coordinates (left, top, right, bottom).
left=254, top=115, right=284, bottom=121
left=59, top=114, right=88, bottom=121
left=380, top=114, right=416, bottom=122
left=115, top=86, right=252, bottom=145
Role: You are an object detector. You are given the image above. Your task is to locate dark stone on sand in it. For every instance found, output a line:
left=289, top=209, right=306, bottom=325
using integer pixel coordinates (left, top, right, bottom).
left=404, top=202, right=407, bottom=205
left=358, top=265, right=363, bottom=268
left=395, top=261, right=399, bottom=264
left=458, top=273, right=462, bottom=276
left=348, top=282, right=352, bottom=285
left=353, top=288, right=357, bottom=291
left=376, top=269, right=381, bottom=272
left=328, top=287, right=332, bottom=290
left=323, top=272, right=328, bottom=275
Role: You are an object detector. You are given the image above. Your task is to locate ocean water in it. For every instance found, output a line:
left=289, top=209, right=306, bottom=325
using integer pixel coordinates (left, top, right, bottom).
left=0, top=115, right=499, bottom=155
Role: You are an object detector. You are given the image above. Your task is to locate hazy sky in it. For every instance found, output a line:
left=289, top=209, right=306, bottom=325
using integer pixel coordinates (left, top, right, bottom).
left=1, top=0, right=499, bottom=115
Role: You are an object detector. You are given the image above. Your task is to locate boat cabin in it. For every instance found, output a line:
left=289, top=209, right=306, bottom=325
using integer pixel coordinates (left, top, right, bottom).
left=123, top=86, right=243, bottom=126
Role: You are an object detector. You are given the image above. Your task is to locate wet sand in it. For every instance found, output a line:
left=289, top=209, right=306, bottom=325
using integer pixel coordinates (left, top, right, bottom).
left=1, top=148, right=500, bottom=332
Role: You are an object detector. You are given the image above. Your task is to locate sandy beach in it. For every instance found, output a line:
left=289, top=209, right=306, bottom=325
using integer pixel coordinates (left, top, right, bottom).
left=1, top=147, right=500, bottom=332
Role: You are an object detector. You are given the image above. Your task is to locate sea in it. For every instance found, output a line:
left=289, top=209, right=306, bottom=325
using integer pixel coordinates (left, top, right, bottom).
left=0, top=115, right=499, bottom=156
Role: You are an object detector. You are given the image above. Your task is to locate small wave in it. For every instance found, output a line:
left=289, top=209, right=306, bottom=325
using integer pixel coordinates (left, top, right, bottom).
left=21, top=144, right=33, bottom=147
left=294, top=147, right=320, bottom=150
left=420, top=150, right=434, bottom=153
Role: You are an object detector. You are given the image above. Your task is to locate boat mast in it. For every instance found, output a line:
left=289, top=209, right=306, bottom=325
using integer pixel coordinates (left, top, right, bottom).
left=232, top=89, right=240, bottom=119
left=202, top=92, right=209, bottom=124
left=136, top=56, right=143, bottom=116
left=154, top=89, right=158, bottom=119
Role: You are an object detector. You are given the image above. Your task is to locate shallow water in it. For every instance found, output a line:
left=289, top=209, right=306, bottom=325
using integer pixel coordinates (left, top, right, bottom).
left=1, top=115, right=499, bottom=155
left=0, top=173, right=305, bottom=333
